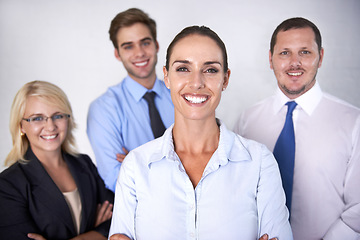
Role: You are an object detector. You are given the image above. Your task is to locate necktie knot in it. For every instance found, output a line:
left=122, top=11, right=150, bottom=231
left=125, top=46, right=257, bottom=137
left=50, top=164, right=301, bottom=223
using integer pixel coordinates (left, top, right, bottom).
left=143, top=91, right=156, bottom=103
left=286, top=101, right=297, bottom=117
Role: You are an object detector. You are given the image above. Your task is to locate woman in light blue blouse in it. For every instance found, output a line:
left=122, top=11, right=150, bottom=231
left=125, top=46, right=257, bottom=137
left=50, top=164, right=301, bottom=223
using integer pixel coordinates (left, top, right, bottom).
left=109, top=26, right=292, bottom=240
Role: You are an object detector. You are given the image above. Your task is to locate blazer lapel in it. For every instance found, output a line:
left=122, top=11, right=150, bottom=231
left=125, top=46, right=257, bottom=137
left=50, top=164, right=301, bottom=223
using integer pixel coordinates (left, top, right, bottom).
left=23, top=149, right=77, bottom=235
left=65, top=154, right=96, bottom=233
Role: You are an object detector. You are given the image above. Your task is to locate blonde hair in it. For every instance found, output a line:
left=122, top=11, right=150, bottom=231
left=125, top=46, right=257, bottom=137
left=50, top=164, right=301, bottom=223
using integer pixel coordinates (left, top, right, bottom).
left=5, top=81, right=78, bottom=166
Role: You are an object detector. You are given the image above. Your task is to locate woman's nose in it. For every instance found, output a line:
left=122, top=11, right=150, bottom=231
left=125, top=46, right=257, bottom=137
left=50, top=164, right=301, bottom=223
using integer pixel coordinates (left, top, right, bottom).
left=188, top=72, right=205, bottom=90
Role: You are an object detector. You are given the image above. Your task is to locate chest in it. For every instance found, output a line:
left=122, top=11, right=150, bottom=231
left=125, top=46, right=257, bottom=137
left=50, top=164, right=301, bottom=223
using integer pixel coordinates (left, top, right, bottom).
left=177, top=151, right=213, bottom=188
left=133, top=160, right=260, bottom=239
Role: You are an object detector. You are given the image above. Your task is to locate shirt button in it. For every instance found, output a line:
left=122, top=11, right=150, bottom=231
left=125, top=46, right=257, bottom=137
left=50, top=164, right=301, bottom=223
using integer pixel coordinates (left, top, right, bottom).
left=189, top=232, right=195, bottom=238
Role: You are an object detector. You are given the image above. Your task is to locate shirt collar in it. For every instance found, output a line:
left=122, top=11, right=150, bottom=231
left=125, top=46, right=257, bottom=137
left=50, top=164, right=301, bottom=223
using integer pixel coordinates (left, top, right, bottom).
left=124, top=75, right=164, bottom=102
left=147, top=120, right=251, bottom=168
left=217, top=120, right=252, bottom=164
left=145, top=124, right=175, bottom=167
left=274, top=81, right=323, bottom=116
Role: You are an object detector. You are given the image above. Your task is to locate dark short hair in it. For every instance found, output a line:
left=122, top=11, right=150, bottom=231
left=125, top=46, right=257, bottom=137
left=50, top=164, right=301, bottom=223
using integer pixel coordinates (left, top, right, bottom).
left=270, top=17, right=322, bottom=55
left=165, top=25, right=228, bottom=72
left=109, top=8, right=157, bottom=49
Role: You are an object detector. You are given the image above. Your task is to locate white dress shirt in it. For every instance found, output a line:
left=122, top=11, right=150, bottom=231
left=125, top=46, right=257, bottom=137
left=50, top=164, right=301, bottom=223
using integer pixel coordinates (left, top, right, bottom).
left=109, top=121, right=292, bottom=240
left=234, top=82, right=360, bottom=240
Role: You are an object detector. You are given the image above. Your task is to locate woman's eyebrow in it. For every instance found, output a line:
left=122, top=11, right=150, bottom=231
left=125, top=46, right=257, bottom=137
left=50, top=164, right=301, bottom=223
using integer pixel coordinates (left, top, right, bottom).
left=172, top=60, right=190, bottom=66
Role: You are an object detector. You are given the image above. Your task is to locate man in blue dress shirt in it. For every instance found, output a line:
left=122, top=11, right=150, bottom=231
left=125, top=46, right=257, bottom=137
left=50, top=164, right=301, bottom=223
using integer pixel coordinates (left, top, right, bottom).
left=87, top=8, right=174, bottom=192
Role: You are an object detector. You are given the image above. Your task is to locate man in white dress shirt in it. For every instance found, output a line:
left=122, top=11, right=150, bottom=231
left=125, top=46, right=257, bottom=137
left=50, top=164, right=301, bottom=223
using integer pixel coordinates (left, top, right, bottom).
left=234, top=17, right=360, bottom=240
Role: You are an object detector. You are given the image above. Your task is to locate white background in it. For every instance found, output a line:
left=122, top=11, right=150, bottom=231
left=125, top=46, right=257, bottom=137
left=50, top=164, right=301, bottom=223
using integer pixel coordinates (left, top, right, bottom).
left=1, top=0, right=359, bottom=172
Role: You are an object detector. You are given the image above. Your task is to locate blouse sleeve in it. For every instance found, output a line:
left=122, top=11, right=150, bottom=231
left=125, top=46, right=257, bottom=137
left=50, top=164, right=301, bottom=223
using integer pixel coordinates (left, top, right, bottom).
left=256, top=145, right=293, bottom=240
left=108, top=151, right=137, bottom=239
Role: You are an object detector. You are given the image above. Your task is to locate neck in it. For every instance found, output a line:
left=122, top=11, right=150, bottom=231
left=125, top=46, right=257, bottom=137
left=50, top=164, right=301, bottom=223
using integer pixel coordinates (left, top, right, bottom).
left=32, top=148, right=64, bottom=168
left=130, top=73, right=157, bottom=90
left=172, top=116, right=220, bottom=155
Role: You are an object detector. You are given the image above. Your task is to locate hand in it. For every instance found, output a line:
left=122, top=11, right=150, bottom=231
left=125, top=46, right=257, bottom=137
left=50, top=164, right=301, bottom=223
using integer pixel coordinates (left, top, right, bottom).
left=116, top=147, right=129, bottom=163
left=95, top=200, right=113, bottom=227
left=259, top=234, right=278, bottom=240
left=110, top=234, right=131, bottom=240
left=27, top=233, right=46, bottom=240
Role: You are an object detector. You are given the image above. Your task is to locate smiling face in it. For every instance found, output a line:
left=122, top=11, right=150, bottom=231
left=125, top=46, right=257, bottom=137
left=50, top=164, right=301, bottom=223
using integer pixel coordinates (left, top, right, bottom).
left=115, top=22, right=159, bottom=89
left=21, top=96, right=68, bottom=157
left=164, top=34, right=230, bottom=122
left=270, top=27, right=324, bottom=99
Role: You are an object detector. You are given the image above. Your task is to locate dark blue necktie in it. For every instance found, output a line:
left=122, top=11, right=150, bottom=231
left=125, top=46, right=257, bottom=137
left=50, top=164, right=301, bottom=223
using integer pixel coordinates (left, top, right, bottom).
left=143, top=91, right=166, bottom=138
left=273, top=101, right=297, bottom=214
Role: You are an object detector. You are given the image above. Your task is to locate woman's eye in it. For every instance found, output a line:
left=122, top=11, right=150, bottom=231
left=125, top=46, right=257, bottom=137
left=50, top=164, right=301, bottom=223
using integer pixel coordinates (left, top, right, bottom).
left=176, top=67, right=188, bottom=72
left=52, top=114, right=64, bottom=120
left=206, top=68, right=218, bottom=73
left=32, top=116, right=44, bottom=122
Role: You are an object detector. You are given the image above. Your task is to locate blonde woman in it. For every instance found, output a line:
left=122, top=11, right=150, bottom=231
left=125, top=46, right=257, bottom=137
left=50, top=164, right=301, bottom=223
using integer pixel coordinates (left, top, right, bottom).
left=0, top=81, right=113, bottom=240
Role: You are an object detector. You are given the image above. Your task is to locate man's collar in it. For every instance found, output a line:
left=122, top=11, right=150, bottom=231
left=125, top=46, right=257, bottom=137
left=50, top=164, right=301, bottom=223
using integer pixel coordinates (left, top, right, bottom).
left=124, top=75, right=163, bottom=102
left=274, top=81, right=323, bottom=116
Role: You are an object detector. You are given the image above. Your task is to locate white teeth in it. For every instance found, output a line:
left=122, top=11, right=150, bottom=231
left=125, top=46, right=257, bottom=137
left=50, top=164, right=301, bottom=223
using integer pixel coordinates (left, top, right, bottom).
left=288, top=72, right=302, bottom=76
left=134, top=61, right=148, bottom=67
left=42, top=135, right=57, bottom=140
left=184, top=95, right=207, bottom=104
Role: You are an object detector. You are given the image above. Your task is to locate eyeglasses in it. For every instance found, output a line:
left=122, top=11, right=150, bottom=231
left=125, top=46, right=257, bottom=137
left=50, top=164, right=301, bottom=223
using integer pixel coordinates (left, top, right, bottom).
left=22, top=113, right=70, bottom=126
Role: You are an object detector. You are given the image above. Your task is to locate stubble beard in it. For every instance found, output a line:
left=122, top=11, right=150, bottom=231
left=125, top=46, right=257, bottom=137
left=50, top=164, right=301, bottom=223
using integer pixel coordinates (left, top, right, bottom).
left=280, top=75, right=316, bottom=98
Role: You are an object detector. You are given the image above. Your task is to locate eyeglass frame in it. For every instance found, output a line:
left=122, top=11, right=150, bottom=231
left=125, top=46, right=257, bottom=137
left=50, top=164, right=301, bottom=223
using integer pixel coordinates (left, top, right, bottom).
left=22, top=113, right=71, bottom=125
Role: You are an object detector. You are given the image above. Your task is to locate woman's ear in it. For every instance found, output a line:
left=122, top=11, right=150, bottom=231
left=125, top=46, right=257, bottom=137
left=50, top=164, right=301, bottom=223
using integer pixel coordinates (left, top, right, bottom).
left=222, top=68, right=231, bottom=91
left=20, top=125, right=26, bottom=135
left=163, top=66, right=170, bottom=89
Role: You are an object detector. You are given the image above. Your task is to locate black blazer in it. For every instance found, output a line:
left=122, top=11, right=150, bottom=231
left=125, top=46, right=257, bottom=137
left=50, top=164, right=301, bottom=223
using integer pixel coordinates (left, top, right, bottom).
left=0, top=148, right=114, bottom=240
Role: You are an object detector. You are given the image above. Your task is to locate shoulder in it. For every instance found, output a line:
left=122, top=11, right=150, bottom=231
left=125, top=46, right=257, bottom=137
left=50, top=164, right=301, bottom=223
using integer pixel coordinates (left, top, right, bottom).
left=128, top=137, right=162, bottom=159
left=123, top=137, right=164, bottom=168
left=87, top=82, right=128, bottom=123
left=234, top=96, right=275, bottom=133
left=242, top=96, right=275, bottom=116
left=89, top=82, right=125, bottom=110
left=234, top=133, right=272, bottom=158
left=317, top=93, right=360, bottom=127
left=0, top=162, right=31, bottom=193
left=0, top=162, right=23, bottom=180
left=233, top=133, right=279, bottom=177
left=322, top=93, right=360, bottom=113
left=221, top=121, right=272, bottom=161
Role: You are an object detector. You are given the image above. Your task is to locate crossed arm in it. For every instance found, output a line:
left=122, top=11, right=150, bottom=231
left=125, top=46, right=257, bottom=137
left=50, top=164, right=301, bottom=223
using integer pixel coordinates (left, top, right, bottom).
left=27, top=201, right=113, bottom=240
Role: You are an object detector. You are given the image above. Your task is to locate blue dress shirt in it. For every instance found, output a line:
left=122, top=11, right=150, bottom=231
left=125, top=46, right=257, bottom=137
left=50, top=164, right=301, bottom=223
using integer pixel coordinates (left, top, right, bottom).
left=87, top=76, right=174, bottom=192
left=109, top=121, right=293, bottom=240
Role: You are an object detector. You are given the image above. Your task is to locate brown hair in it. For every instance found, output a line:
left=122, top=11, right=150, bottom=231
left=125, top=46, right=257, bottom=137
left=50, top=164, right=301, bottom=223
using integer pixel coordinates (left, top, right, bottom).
left=270, top=17, right=322, bottom=55
left=165, top=25, right=228, bottom=72
left=109, top=8, right=157, bottom=49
